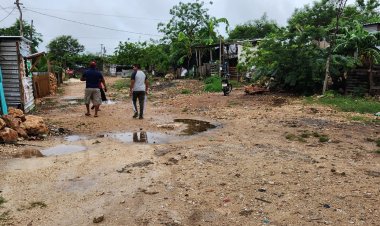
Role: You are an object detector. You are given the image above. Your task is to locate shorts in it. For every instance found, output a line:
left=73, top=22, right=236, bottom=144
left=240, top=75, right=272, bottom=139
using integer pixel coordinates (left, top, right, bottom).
left=84, top=88, right=102, bottom=105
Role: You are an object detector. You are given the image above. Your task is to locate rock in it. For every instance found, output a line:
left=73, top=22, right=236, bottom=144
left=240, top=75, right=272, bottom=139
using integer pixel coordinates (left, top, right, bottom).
left=15, top=127, right=29, bottom=139
left=22, top=115, right=49, bottom=136
left=2, top=115, right=22, bottom=130
left=93, top=215, right=104, bottom=223
left=0, top=118, right=6, bottom=130
left=8, top=107, right=26, bottom=121
left=0, top=127, right=19, bottom=143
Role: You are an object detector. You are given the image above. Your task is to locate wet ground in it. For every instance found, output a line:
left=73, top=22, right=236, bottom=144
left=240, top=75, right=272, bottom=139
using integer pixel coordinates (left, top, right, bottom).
left=0, top=77, right=379, bottom=226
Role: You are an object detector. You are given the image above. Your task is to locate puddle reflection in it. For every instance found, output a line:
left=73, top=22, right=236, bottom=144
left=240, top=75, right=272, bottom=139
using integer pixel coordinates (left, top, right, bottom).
left=108, top=132, right=175, bottom=144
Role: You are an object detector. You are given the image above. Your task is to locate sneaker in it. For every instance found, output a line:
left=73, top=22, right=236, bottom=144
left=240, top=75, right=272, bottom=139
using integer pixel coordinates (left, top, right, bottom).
left=133, top=112, right=138, bottom=118
left=139, top=116, right=143, bottom=119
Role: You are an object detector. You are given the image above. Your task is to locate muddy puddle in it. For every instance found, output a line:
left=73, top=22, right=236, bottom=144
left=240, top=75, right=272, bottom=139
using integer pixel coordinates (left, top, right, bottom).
left=107, top=119, right=217, bottom=144
left=62, top=96, right=117, bottom=105
left=41, top=145, right=87, bottom=156
left=64, top=135, right=87, bottom=142
left=174, top=119, right=217, bottom=135
left=106, top=131, right=181, bottom=144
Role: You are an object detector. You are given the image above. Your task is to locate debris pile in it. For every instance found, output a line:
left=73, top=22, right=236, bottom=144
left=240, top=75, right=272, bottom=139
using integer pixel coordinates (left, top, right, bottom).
left=244, top=85, right=269, bottom=95
left=0, top=107, right=49, bottom=143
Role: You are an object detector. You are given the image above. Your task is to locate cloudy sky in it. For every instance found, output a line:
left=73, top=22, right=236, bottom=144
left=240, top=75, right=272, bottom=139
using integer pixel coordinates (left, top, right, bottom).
left=0, top=0, right=356, bottom=54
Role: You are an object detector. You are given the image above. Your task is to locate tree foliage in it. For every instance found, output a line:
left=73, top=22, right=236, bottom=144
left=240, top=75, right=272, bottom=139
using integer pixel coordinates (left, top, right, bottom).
left=47, top=35, right=85, bottom=68
left=228, top=14, right=279, bottom=40
left=158, top=0, right=228, bottom=67
left=113, top=41, right=170, bottom=72
left=240, top=0, right=380, bottom=94
left=0, top=19, right=43, bottom=53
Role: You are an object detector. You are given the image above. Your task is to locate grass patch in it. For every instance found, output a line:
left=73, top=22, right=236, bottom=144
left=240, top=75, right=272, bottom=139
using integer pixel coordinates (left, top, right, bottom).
left=285, top=133, right=297, bottom=141
left=180, top=89, right=191, bottom=94
left=29, top=201, right=47, bottom=209
left=0, top=196, right=5, bottom=206
left=204, top=76, right=222, bottom=92
left=374, top=150, right=380, bottom=154
left=319, top=135, right=330, bottom=143
left=300, top=131, right=312, bottom=138
left=112, top=78, right=130, bottom=90
left=305, top=93, right=380, bottom=114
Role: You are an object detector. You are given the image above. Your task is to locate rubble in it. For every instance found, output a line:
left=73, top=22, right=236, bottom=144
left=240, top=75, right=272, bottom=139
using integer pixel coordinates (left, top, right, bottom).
left=244, top=84, right=269, bottom=95
left=0, top=110, right=49, bottom=143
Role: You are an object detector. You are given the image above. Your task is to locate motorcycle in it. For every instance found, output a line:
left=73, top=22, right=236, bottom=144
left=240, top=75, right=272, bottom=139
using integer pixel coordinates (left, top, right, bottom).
left=221, top=74, right=232, bottom=96
left=221, top=62, right=232, bottom=96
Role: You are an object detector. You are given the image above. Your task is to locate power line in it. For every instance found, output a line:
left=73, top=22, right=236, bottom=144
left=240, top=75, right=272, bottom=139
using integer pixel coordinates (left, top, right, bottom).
left=0, top=4, right=10, bottom=13
left=24, top=8, right=163, bottom=37
left=25, top=7, right=165, bottom=21
left=0, top=6, right=16, bottom=23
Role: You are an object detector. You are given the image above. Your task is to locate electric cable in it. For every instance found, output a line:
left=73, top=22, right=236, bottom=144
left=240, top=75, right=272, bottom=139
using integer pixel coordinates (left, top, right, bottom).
left=24, top=8, right=163, bottom=37
left=0, top=6, right=16, bottom=23
left=25, top=6, right=165, bottom=21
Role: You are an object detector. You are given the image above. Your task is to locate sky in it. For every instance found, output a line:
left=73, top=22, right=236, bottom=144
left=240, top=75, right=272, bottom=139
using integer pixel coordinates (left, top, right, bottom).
left=0, top=0, right=357, bottom=54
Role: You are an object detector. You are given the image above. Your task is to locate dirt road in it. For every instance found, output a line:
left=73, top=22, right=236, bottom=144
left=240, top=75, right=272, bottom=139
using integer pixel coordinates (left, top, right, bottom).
left=0, top=77, right=379, bottom=226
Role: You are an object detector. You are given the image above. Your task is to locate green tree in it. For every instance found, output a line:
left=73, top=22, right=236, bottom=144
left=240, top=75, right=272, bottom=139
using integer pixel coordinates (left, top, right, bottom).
left=228, top=14, right=279, bottom=40
left=47, top=35, right=85, bottom=69
left=0, top=19, right=43, bottom=53
left=158, top=0, right=228, bottom=67
left=113, top=41, right=170, bottom=73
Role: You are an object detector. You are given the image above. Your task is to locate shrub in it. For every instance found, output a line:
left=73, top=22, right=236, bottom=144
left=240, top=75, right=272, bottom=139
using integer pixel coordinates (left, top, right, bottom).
left=204, top=76, right=222, bottom=92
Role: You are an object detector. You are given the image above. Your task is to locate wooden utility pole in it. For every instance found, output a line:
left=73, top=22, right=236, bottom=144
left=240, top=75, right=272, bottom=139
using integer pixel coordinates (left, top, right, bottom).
left=322, top=0, right=348, bottom=94
left=14, top=0, right=23, bottom=36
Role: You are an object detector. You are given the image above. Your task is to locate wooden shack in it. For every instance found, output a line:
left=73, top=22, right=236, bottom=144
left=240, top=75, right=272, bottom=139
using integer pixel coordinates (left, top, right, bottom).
left=0, top=36, right=35, bottom=112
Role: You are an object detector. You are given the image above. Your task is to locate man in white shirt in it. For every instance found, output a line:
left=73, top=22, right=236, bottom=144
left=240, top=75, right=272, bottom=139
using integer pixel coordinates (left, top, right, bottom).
left=130, top=64, right=149, bottom=119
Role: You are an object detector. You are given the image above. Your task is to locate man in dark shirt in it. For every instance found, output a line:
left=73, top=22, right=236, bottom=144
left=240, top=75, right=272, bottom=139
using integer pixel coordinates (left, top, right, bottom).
left=80, top=61, right=105, bottom=117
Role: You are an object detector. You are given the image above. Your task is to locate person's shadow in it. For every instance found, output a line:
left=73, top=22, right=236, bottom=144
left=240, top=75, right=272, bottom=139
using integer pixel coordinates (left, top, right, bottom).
left=133, top=132, right=148, bottom=143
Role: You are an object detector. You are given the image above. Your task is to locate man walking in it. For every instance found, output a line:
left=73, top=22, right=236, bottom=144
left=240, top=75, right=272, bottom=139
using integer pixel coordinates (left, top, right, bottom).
left=130, top=64, right=149, bottom=119
left=81, top=61, right=105, bottom=117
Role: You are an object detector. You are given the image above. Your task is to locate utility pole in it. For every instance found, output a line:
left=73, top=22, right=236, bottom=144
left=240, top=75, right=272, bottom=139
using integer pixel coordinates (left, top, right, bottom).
left=14, top=0, right=23, bottom=36
left=30, top=20, right=33, bottom=40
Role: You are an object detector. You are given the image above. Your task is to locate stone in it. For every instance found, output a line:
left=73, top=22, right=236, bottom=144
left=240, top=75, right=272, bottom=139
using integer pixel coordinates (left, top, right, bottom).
left=0, top=118, right=6, bottom=130
left=16, top=127, right=29, bottom=139
left=93, top=215, right=104, bottom=223
left=22, top=115, right=49, bottom=136
left=8, top=107, right=26, bottom=121
left=2, top=115, right=22, bottom=130
left=0, top=127, right=19, bottom=143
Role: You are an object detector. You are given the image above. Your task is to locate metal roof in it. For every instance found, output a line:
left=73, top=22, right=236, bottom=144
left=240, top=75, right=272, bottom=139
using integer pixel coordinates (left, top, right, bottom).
left=0, top=36, right=32, bottom=44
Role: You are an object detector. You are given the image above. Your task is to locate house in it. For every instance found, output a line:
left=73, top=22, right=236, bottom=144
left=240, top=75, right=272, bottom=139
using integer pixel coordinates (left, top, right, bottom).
left=0, top=36, right=35, bottom=113
left=192, top=39, right=261, bottom=79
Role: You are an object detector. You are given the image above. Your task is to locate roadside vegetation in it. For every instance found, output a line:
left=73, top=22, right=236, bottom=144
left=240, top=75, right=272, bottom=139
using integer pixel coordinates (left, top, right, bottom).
left=305, top=92, right=380, bottom=114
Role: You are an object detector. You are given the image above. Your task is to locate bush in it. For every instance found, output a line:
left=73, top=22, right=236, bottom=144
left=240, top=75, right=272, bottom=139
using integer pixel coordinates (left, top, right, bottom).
left=204, top=76, right=222, bottom=92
